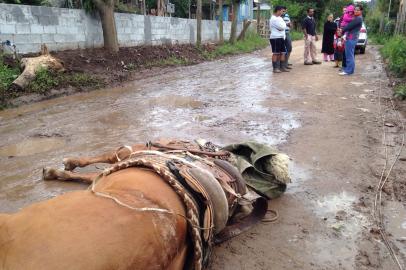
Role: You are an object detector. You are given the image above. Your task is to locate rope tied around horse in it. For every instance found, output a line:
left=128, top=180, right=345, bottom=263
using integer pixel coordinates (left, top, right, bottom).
left=88, top=140, right=289, bottom=270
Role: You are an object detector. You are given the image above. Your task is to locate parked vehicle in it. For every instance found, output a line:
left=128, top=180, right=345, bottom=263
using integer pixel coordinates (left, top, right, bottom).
left=356, top=23, right=368, bottom=54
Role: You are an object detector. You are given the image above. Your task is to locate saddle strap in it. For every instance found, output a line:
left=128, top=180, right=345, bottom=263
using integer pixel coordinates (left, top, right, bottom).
left=149, top=142, right=230, bottom=157
left=213, top=196, right=268, bottom=245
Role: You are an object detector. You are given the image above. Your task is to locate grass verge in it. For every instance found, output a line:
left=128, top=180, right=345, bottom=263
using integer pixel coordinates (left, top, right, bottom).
left=203, top=31, right=268, bottom=59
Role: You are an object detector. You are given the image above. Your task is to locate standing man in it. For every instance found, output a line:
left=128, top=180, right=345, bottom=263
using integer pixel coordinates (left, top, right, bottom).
left=302, top=8, right=321, bottom=65
left=339, top=5, right=363, bottom=75
left=282, top=7, right=293, bottom=68
left=269, top=5, right=289, bottom=73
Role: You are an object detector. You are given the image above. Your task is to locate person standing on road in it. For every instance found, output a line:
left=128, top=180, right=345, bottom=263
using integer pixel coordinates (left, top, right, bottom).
left=339, top=6, right=363, bottom=76
left=269, top=6, right=289, bottom=73
left=282, top=7, right=293, bottom=68
left=321, top=14, right=337, bottom=62
left=302, top=8, right=321, bottom=65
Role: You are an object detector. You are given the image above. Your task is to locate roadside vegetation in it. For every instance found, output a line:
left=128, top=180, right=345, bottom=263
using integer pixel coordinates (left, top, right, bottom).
left=366, top=0, right=406, bottom=100
left=0, top=54, right=103, bottom=109
left=204, top=31, right=268, bottom=59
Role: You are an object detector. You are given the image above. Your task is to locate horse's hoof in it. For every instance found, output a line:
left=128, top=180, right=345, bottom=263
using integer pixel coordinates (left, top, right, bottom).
left=43, top=167, right=58, bottom=181
left=63, top=158, right=76, bottom=171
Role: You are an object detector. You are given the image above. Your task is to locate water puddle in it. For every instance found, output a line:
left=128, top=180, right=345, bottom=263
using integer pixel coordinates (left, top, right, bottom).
left=314, top=191, right=369, bottom=238
left=384, top=201, right=406, bottom=254
left=0, top=137, right=66, bottom=157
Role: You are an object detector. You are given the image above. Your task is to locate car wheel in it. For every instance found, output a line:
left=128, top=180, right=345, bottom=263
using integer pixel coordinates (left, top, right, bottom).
left=360, top=47, right=366, bottom=54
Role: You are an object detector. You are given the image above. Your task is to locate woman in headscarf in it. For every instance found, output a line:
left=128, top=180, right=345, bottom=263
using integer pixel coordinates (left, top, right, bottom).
left=321, top=14, right=337, bottom=62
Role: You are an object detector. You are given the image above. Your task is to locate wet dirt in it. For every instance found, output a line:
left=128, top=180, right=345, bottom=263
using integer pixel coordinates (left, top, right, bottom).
left=0, top=41, right=405, bottom=269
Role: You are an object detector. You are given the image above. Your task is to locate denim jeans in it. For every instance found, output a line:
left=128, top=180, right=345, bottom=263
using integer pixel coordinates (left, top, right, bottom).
left=343, top=39, right=357, bottom=74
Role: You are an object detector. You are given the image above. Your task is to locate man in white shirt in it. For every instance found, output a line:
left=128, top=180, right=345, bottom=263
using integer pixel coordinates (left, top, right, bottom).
left=269, top=6, right=288, bottom=73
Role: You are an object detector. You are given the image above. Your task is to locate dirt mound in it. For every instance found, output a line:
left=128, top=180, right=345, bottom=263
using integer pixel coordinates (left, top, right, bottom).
left=52, top=44, right=215, bottom=84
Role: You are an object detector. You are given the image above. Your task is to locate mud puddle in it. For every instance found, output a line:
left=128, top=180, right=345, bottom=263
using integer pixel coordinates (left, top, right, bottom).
left=385, top=201, right=406, bottom=254
left=0, top=53, right=300, bottom=213
left=0, top=137, right=65, bottom=157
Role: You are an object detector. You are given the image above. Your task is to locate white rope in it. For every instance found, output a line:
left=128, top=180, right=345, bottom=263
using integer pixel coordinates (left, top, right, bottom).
left=373, top=75, right=405, bottom=270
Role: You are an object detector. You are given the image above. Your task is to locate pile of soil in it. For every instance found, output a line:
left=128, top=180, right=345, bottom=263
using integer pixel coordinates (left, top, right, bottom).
left=2, top=43, right=216, bottom=107
left=52, top=44, right=216, bottom=85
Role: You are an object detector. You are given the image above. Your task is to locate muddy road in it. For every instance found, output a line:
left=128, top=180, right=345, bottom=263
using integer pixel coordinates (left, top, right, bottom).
left=0, top=41, right=405, bottom=269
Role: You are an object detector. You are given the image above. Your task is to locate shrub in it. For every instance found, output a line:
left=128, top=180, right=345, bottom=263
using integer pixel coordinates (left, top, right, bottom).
left=381, top=36, right=406, bottom=77
left=27, top=68, right=59, bottom=94
left=394, top=84, right=406, bottom=100
left=0, top=57, right=20, bottom=93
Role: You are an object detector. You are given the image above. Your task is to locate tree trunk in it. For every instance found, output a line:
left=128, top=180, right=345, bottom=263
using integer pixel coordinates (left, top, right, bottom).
left=379, top=16, right=385, bottom=33
left=237, top=19, right=251, bottom=41
left=229, top=0, right=239, bottom=44
left=395, top=0, right=406, bottom=34
left=94, top=0, right=119, bottom=52
left=219, top=0, right=223, bottom=44
left=256, top=2, right=260, bottom=34
left=196, top=0, right=202, bottom=46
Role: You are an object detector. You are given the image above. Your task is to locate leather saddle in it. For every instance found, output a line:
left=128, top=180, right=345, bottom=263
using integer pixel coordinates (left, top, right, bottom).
left=146, top=139, right=268, bottom=244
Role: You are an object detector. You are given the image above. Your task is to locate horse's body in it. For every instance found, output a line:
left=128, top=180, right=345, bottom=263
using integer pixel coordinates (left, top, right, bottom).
left=0, top=167, right=188, bottom=270
left=0, top=140, right=289, bottom=270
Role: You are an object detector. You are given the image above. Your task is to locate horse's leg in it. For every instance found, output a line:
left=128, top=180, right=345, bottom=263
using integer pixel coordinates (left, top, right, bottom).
left=42, top=167, right=98, bottom=184
left=63, top=146, right=135, bottom=171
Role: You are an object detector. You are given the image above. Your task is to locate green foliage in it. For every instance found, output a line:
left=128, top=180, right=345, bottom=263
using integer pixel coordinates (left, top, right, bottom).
left=394, top=84, right=406, bottom=100
left=204, top=31, right=268, bottom=58
left=27, top=69, right=102, bottom=94
left=381, top=36, right=406, bottom=77
left=27, top=68, right=59, bottom=94
left=0, top=57, right=19, bottom=94
left=290, top=30, right=303, bottom=41
left=115, top=1, right=139, bottom=14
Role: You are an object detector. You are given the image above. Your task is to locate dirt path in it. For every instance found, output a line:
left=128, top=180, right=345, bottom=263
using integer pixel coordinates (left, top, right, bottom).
left=0, top=41, right=405, bottom=269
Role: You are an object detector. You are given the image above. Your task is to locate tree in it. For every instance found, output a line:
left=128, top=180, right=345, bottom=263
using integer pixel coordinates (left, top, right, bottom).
left=90, top=0, right=119, bottom=52
left=229, top=0, right=238, bottom=43
left=219, top=0, right=224, bottom=43
left=196, top=0, right=202, bottom=46
left=395, top=0, right=406, bottom=34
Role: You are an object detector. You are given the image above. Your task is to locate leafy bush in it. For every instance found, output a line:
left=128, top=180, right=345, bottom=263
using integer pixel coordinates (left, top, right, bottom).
left=0, top=57, right=20, bottom=93
left=27, top=68, right=59, bottom=94
left=394, top=84, right=406, bottom=100
left=381, top=36, right=406, bottom=77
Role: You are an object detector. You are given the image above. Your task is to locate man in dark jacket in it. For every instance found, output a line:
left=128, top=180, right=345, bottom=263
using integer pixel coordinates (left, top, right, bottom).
left=339, top=5, right=363, bottom=75
left=302, top=8, right=321, bottom=65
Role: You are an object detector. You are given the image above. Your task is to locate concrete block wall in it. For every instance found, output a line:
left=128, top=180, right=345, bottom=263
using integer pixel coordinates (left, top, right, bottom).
left=0, top=3, right=242, bottom=53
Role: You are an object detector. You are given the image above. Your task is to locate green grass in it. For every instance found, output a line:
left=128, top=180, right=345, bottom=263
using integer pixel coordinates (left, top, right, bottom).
left=204, top=31, right=268, bottom=59
left=380, top=36, right=406, bottom=77
left=369, top=33, right=391, bottom=45
left=290, top=30, right=303, bottom=41
left=26, top=69, right=103, bottom=94
left=394, top=84, right=406, bottom=100
left=0, top=57, right=20, bottom=94
left=144, top=56, right=190, bottom=68
left=27, top=68, right=59, bottom=94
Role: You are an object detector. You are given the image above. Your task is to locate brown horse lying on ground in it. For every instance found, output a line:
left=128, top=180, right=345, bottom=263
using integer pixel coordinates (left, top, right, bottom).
left=0, top=140, right=288, bottom=270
